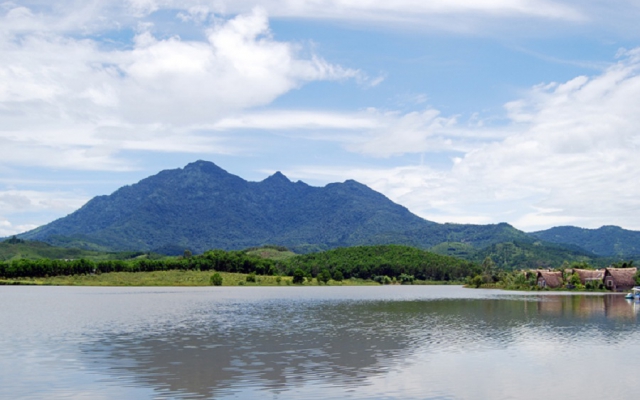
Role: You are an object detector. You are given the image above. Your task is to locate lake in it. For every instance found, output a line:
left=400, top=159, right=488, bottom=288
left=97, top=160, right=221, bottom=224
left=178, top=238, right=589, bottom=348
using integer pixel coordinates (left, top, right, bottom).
left=1, top=285, right=638, bottom=399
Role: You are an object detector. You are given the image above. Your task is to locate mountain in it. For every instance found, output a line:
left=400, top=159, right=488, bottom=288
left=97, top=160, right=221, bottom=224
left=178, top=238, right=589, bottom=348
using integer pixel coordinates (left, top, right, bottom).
left=472, top=240, right=596, bottom=271
left=530, top=225, right=640, bottom=257
left=19, top=160, right=530, bottom=254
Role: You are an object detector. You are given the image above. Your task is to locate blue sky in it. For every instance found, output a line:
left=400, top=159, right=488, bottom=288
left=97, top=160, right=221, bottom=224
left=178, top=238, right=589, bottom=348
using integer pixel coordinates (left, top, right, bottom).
left=2, top=0, right=640, bottom=236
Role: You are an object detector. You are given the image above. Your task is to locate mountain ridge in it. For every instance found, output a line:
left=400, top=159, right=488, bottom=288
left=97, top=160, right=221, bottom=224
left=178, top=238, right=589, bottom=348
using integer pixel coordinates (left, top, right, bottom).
left=19, top=161, right=439, bottom=253
left=530, top=225, right=640, bottom=257
left=17, top=160, right=640, bottom=260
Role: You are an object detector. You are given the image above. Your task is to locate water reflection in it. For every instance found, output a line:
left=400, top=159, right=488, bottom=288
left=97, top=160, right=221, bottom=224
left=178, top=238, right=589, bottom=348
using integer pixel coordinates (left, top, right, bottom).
left=2, top=286, right=639, bottom=399
left=76, top=291, right=640, bottom=399
left=534, top=294, right=638, bottom=321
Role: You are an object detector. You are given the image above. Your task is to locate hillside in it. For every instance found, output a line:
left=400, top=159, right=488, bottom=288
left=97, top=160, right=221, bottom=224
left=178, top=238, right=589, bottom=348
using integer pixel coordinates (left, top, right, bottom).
left=0, top=237, right=147, bottom=261
left=283, top=245, right=479, bottom=281
left=428, top=239, right=616, bottom=270
left=18, top=160, right=533, bottom=254
left=530, top=225, right=640, bottom=257
left=471, top=240, right=597, bottom=270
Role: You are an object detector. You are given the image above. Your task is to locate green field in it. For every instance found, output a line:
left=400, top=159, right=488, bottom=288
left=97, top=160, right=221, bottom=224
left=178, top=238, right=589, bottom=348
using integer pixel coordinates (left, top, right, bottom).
left=0, top=270, right=386, bottom=286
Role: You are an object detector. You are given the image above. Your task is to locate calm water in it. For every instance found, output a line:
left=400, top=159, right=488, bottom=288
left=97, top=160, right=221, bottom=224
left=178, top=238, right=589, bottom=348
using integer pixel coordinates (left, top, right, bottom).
left=1, top=286, right=639, bottom=400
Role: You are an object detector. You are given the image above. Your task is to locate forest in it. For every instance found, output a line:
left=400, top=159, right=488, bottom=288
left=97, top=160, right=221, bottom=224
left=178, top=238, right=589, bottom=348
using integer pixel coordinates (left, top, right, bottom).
left=0, top=244, right=480, bottom=284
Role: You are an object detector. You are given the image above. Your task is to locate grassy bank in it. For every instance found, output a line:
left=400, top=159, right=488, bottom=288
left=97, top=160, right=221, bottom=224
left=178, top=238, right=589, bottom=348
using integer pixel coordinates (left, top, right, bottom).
left=0, top=270, right=460, bottom=287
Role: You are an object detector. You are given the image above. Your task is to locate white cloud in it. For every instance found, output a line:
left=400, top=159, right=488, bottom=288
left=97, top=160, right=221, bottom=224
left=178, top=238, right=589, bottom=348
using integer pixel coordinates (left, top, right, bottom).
left=449, top=48, right=640, bottom=229
left=0, top=189, right=89, bottom=236
left=212, top=107, right=506, bottom=155
left=0, top=218, right=39, bottom=237
left=346, top=109, right=462, bottom=156
left=121, top=0, right=585, bottom=23
left=213, top=110, right=378, bottom=130
left=269, top=0, right=584, bottom=21
left=0, top=0, right=588, bottom=40
left=0, top=6, right=358, bottom=170
left=120, top=8, right=358, bottom=124
left=279, top=48, right=640, bottom=231
left=0, top=190, right=88, bottom=214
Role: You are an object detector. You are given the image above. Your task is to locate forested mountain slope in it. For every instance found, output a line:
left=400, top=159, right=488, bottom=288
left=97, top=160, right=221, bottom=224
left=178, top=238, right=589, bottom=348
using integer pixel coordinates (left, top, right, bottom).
left=18, top=160, right=605, bottom=259
left=530, top=225, right=640, bottom=257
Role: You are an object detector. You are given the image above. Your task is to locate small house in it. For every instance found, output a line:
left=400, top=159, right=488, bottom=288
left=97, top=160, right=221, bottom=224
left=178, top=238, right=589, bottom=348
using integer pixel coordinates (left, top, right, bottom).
left=573, top=269, right=604, bottom=285
left=537, top=271, right=563, bottom=289
left=603, top=267, right=637, bottom=292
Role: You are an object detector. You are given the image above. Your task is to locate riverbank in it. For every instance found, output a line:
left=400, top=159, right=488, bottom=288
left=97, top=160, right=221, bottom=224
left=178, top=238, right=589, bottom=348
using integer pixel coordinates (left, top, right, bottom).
left=0, top=270, right=460, bottom=286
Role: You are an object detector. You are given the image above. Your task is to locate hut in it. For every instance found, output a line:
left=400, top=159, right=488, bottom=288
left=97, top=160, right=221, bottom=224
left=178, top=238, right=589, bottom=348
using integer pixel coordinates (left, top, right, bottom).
left=603, top=267, right=637, bottom=292
left=537, top=271, right=563, bottom=289
left=573, top=269, right=604, bottom=285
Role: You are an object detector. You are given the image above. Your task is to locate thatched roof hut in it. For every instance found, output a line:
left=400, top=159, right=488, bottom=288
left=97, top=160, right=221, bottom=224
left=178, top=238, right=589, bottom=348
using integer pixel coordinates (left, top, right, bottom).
left=573, top=269, right=604, bottom=285
left=537, top=271, right=563, bottom=289
left=604, top=267, right=637, bottom=292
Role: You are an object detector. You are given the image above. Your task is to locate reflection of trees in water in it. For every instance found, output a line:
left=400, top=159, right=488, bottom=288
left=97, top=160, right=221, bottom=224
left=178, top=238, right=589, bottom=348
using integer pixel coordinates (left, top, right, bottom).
left=81, top=296, right=639, bottom=399
left=83, top=300, right=413, bottom=398
left=533, top=294, right=638, bottom=321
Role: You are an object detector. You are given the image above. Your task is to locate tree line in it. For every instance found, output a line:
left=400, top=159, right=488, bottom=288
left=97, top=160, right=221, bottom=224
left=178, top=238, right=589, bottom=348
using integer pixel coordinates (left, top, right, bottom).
left=283, top=245, right=480, bottom=282
left=0, top=245, right=481, bottom=283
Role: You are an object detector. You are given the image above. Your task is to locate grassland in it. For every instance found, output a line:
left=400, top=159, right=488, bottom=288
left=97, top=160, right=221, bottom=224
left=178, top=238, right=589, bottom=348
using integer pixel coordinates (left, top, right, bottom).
left=0, top=270, right=458, bottom=287
left=0, top=270, right=383, bottom=286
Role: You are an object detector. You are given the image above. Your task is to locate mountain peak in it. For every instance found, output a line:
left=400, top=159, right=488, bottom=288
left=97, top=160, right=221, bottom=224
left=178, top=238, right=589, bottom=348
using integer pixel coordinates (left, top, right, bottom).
left=184, top=160, right=228, bottom=175
left=262, top=171, right=291, bottom=184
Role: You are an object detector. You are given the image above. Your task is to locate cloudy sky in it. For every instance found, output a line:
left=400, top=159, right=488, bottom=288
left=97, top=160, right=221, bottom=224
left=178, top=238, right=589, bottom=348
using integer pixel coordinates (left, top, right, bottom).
left=2, top=0, right=640, bottom=236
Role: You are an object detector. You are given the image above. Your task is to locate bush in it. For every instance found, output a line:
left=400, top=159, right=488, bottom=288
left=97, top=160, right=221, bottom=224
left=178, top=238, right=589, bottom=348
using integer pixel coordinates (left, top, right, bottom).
left=373, top=275, right=392, bottom=285
left=333, top=270, right=344, bottom=282
left=292, top=268, right=305, bottom=284
left=210, top=273, right=223, bottom=286
left=585, top=280, right=603, bottom=290
left=570, top=273, right=581, bottom=286
left=318, top=269, right=331, bottom=284
left=246, top=273, right=257, bottom=282
left=470, top=275, right=484, bottom=288
left=398, top=273, right=414, bottom=285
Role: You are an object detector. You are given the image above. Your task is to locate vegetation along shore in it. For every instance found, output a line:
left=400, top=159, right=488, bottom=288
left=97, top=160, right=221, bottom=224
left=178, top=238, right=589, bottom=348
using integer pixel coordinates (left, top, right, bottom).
left=2, top=237, right=638, bottom=290
left=0, top=240, right=477, bottom=287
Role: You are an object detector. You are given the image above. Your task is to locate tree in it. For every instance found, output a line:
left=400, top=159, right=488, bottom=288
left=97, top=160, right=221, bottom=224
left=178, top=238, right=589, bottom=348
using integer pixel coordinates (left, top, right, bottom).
left=470, top=275, right=484, bottom=288
left=183, top=249, right=192, bottom=259
left=332, top=270, right=344, bottom=282
left=570, top=273, right=581, bottom=286
left=318, top=269, right=331, bottom=284
left=210, top=273, right=223, bottom=286
left=4, top=235, right=25, bottom=244
left=292, top=268, right=305, bottom=284
left=481, top=256, right=496, bottom=282
left=398, top=273, right=414, bottom=285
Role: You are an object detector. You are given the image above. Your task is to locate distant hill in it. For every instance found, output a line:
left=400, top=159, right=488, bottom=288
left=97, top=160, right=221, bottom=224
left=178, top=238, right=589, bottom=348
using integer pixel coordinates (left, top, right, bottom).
left=429, top=239, right=609, bottom=270
left=472, top=240, right=597, bottom=270
left=0, top=237, right=146, bottom=261
left=18, top=160, right=532, bottom=254
left=530, top=225, right=640, bottom=257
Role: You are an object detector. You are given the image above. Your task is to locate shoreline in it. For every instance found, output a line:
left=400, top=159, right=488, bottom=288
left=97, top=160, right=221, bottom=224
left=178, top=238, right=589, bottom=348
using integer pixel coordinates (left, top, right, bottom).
left=0, top=270, right=462, bottom=287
